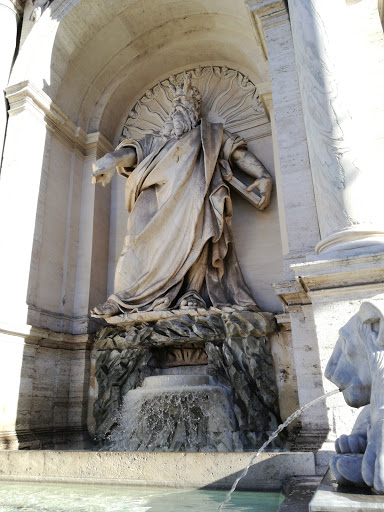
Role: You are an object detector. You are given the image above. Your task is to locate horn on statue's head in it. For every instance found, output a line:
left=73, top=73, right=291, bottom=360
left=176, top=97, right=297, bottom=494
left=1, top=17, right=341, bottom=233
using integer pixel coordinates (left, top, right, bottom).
left=182, top=72, right=192, bottom=97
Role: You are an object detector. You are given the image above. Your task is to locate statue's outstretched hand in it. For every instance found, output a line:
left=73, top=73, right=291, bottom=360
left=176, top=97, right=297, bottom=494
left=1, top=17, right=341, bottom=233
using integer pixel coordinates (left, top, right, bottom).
left=247, top=176, right=272, bottom=211
left=92, top=153, right=117, bottom=187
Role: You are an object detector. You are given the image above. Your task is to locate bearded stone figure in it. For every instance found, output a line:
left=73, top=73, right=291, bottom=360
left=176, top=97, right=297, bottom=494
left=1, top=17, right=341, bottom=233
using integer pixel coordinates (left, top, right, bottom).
left=91, top=74, right=272, bottom=318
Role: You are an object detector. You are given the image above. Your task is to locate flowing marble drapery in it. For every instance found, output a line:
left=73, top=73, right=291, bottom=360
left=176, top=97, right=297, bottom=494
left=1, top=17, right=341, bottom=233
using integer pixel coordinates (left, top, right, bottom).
left=109, top=119, right=257, bottom=312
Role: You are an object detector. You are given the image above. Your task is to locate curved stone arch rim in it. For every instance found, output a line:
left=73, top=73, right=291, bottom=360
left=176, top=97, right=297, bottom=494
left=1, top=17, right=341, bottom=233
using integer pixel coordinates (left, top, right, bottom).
left=80, top=12, right=262, bottom=131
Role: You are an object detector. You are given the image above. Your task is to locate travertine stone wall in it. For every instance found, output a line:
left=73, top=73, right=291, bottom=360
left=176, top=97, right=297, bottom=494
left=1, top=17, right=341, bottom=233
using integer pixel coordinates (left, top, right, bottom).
left=0, top=329, right=91, bottom=450
left=246, top=0, right=320, bottom=275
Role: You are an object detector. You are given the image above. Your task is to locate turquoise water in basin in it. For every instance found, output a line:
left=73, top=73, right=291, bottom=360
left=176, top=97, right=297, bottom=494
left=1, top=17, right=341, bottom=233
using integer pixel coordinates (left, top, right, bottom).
left=0, top=481, right=284, bottom=511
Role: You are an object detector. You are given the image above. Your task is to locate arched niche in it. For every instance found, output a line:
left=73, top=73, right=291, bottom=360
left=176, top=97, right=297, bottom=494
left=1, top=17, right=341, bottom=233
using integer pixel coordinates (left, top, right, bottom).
left=105, top=65, right=283, bottom=313
left=7, top=0, right=283, bottom=335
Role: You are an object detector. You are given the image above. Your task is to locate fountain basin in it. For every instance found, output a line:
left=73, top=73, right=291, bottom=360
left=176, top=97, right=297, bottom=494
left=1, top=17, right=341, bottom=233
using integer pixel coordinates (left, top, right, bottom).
left=0, top=481, right=285, bottom=511
left=0, top=451, right=315, bottom=491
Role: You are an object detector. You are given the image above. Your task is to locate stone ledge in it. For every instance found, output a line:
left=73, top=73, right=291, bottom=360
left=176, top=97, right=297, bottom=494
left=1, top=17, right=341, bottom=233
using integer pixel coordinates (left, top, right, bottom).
left=309, top=469, right=384, bottom=511
left=291, top=252, right=384, bottom=293
left=0, top=451, right=315, bottom=491
left=95, top=309, right=276, bottom=349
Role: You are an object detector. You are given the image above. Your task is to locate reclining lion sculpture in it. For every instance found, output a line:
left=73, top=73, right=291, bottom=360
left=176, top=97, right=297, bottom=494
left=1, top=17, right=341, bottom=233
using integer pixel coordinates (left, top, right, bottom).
left=325, top=302, right=384, bottom=493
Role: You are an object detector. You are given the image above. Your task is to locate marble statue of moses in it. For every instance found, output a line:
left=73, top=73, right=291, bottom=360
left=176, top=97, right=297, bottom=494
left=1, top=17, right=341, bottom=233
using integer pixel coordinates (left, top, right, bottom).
left=91, top=74, right=272, bottom=318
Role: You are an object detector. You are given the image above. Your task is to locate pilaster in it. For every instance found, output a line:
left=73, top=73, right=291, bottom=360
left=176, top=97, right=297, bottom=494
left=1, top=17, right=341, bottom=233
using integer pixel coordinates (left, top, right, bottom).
left=0, top=81, right=113, bottom=336
left=245, top=0, right=320, bottom=277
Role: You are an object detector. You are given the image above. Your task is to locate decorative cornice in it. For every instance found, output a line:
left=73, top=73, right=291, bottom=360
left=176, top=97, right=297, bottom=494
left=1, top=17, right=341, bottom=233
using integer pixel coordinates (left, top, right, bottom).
left=291, top=252, right=384, bottom=293
left=275, top=253, right=384, bottom=307
left=0, top=321, right=93, bottom=350
left=245, top=0, right=289, bottom=29
left=5, top=81, right=114, bottom=156
left=244, top=0, right=289, bottom=66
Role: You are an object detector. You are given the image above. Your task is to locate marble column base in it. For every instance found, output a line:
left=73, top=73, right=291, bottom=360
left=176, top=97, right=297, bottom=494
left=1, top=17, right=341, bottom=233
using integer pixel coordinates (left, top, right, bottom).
left=316, top=226, right=384, bottom=256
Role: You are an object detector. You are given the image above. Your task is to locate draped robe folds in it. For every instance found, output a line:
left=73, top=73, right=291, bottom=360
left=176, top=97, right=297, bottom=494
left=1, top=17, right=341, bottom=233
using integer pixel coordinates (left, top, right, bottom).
left=110, top=120, right=258, bottom=312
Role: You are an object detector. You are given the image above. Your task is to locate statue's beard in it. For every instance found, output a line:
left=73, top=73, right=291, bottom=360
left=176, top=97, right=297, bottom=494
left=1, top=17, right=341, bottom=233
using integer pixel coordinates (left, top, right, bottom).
left=171, top=109, right=194, bottom=138
left=162, top=105, right=200, bottom=139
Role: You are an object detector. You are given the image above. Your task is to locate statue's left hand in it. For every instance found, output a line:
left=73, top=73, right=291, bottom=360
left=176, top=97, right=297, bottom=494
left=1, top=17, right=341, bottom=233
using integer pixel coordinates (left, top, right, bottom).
left=362, top=418, right=384, bottom=493
left=91, top=153, right=117, bottom=187
left=247, top=176, right=272, bottom=211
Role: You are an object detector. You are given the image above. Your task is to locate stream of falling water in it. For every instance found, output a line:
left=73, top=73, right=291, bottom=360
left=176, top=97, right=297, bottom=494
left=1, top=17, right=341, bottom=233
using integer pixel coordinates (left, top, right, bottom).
left=217, top=388, right=341, bottom=511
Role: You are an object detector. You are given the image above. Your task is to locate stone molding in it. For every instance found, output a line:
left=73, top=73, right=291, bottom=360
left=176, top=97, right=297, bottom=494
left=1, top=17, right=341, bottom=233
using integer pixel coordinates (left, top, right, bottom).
left=256, top=81, right=273, bottom=119
left=274, top=312, right=291, bottom=332
left=0, top=450, right=316, bottom=489
left=315, top=227, right=384, bottom=255
left=244, top=0, right=289, bottom=69
left=291, top=252, right=384, bottom=294
left=5, top=80, right=114, bottom=156
left=27, top=305, right=92, bottom=339
left=0, top=321, right=93, bottom=350
left=245, top=0, right=289, bottom=29
left=273, top=281, right=311, bottom=308
left=275, top=253, right=384, bottom=307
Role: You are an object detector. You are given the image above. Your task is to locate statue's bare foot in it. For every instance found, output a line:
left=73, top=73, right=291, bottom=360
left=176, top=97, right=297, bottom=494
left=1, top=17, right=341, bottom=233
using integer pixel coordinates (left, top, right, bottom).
left=152, top=296, right=171, bottom=311
left=91, top=299, right=120, bottom=317
left=178, top=291, right=207, bottom=310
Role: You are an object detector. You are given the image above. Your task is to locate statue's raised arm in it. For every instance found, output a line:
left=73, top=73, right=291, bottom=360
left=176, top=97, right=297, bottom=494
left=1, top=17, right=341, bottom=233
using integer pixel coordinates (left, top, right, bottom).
left=92, top=147, right=137, bottom=187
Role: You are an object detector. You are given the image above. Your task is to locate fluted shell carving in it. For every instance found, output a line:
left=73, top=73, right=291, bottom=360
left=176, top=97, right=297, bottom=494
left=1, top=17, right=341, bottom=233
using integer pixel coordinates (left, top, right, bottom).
left=120, top=66, right=265, bottom=142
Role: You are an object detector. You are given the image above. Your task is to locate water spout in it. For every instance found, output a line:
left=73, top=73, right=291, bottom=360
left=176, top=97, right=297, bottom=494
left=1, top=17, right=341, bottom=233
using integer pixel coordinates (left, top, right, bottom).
left=217, top=388, right=341, bottom=511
